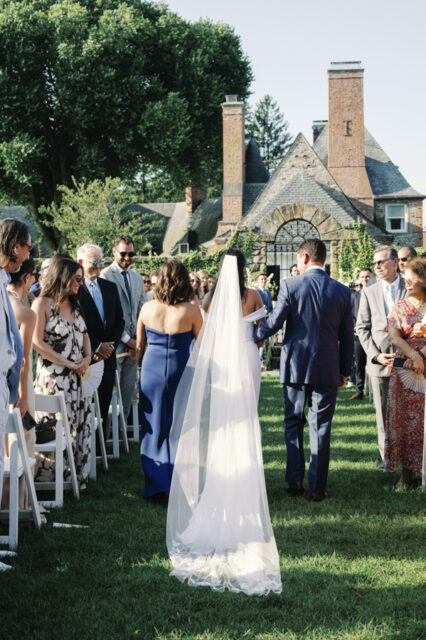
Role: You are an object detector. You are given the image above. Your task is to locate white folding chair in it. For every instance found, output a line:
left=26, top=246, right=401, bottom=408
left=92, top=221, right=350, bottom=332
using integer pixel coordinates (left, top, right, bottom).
left=89, top=390, right=108, bottom=480
left=128, top=391, right=140, bottom=444
left=107, top=371, right=129, bottom=459
left=0, top=409, right=42, bottom=551
left=34, top=391, right=79, bottom=507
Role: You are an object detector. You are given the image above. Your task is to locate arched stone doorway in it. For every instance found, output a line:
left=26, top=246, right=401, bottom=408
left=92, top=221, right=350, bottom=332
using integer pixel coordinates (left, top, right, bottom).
left=258, top=203, right=342, bottom=283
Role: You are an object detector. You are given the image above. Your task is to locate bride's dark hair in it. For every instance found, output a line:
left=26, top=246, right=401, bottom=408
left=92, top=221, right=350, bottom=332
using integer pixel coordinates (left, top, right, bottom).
left=220, top=249, right=246, bottom=298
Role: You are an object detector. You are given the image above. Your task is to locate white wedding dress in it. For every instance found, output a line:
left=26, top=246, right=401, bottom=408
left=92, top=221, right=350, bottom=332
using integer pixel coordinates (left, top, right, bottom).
left=167, top=256, right=282, bottom=596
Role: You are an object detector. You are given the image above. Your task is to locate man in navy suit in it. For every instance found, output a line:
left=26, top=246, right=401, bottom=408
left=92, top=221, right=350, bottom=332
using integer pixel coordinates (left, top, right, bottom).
left=256, top=274, right=273, bottom=369
left=255, top=239, right=353, bottom=501
left=78, top=244, right=124, bottom=441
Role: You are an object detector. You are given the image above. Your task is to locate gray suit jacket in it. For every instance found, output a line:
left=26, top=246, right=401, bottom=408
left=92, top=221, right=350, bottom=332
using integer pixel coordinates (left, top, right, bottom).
left=356, top=278, right=406, bottom=377
left=100, top=262, right=145, bottom=353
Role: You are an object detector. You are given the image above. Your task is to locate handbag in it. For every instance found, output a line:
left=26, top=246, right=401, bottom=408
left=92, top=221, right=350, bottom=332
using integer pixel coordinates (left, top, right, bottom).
left=35, top=416, right=57, bottom=444
left=22, top=411, right=36, bottom=431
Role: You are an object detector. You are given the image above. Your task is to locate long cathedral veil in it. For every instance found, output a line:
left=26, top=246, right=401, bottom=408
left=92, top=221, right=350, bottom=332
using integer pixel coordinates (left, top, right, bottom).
left=166, top=255, right=282, bottom=595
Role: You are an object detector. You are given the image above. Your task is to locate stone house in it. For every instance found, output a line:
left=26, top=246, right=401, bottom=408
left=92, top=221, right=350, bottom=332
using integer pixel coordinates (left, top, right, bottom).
left=136, top=61, right=424, bottom=283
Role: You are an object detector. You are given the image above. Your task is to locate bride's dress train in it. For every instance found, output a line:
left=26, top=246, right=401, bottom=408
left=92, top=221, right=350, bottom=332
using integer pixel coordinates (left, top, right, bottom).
left=167, top=257, right=282, bottom=595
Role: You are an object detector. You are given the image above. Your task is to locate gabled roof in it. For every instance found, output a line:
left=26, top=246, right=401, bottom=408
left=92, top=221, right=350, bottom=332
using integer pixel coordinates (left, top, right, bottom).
left=241, top=132, right=381, bottom=231
left=313, top=124, right=424, bottom=199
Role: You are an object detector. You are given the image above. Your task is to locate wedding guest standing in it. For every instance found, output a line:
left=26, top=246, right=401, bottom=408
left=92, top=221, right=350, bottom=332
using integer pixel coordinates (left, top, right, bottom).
left=386, top=258, right=426, bottom=487
left=255, top=239, right=353, bottom=501
left=33, top=256, right=92, bottom=489
left=0, top=219, right=28, bottom=508
left=78, top=244, right=124, bottom=441
left=101, top=236, right=145, bottom=422
left=136, top=260, right=202, bottom=500
left=4, top=259, right=37, bottom=509
left=397, top=246, right=417, bottom=277
left=256, top=273, right=273, bottom=370
left=189, top=272, right=202, bottom=307
left=356, top=246, right=406, bottom=466
left=350, top=267, right=373, bottom=400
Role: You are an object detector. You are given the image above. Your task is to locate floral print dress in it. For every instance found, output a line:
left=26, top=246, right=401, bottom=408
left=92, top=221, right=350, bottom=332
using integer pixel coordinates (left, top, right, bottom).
left=386, top=299, right=425, bottom=474
left=35, top=305, right=92, bottom=488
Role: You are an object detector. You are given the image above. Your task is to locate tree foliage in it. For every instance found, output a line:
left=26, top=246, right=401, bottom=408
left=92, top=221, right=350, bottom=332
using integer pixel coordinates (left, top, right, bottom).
left=0, top=0, right=252, bottom=246
left=338, top=219, right=376, bottom=283
left=42, top=177, right=166, bottom=256
left=246, top=95, right=292, bottom=172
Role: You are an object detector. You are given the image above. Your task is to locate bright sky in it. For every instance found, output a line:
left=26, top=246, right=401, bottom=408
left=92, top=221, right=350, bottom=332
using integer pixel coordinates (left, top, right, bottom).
left=166, top=0, right=426, bottom=216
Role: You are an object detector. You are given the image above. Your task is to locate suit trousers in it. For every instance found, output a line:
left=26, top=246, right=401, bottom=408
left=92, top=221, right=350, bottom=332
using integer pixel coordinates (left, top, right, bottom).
left=0, top=374, right=10, bottom=505
left=283, top=383, right=338, bottom=494
left=354, top=337, right=367, bottom=397
left=116, top=354, right=138, bottom=422
left=370, top=375, right=389, bottom=460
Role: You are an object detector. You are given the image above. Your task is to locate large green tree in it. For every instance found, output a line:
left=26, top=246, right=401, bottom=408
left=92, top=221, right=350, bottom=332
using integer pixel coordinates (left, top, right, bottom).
left=0, top=0, right=252, bottom=246
left=246, top=95, right=292, bottom=173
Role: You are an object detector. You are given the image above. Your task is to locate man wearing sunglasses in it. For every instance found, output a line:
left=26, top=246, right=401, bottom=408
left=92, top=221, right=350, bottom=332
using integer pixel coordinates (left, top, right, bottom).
left=397, top=246, right=417, bottom=275
left=356, top=245, right=406, bottom=466
left=78, top=244, right=124, bottom=442
left=101, top=236, right=145, bottom=423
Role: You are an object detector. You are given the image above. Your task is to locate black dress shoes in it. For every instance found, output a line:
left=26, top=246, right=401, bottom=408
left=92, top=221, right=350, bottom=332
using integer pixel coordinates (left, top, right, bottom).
left=309, top=492, right=327, bottom=502
left=287, top=482, right=304, bottom=496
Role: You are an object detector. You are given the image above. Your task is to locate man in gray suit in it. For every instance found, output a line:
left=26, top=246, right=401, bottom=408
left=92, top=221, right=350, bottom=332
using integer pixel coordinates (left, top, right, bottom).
left=101, top=236, right=145, bottom=421
left=356, top=245, right=406, bottom=464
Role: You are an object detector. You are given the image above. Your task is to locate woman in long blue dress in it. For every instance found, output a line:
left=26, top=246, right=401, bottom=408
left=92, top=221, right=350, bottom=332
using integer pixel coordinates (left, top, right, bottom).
left=136, top=260, right=203, bottom=499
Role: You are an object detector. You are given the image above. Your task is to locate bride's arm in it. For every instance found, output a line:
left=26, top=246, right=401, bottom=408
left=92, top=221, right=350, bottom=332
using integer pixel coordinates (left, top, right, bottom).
left=191, top=305, right=203, bottom=339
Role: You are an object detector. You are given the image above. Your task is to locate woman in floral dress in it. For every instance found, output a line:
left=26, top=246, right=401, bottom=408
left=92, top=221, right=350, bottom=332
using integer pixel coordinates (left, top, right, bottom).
left=32, top=256, right=92, bottom=489
left=386, top=257, right=426, bottom=487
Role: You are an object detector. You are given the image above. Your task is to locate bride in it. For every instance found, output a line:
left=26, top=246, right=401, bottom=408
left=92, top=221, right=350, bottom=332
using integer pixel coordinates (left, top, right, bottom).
left=166, top=249, right=282, bottom=596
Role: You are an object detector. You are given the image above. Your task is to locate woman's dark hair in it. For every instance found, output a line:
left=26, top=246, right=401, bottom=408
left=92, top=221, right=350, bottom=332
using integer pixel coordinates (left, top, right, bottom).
left=154, top=260, right=193, bottom=305
left=220, top=249, right=246, bottom=298
left=0, top=218, right=30, bottom=266
left=405, top=257, right=426, bottom=293
left=9, top=258, right=36, bottom=285
left=41, top=255, right=82, bottom=311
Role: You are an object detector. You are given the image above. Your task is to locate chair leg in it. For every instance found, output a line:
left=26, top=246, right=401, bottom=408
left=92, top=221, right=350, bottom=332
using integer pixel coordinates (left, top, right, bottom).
left=55, top=426, right=64, bottom=508
left=9, top=440, right=19, bottom=551
left=89, top=409, right=97, bottom=481
left=131, top=399, right=139, bottom=443
left=115, top=379, right=129, bottom=454
left=110, top=388, right=120, bottom=459
left=95, top=393, right=108, bottom=470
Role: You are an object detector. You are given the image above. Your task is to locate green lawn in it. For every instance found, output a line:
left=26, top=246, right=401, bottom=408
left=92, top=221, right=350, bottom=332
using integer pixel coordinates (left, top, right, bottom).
left=1, top=378, right=425, bottom=640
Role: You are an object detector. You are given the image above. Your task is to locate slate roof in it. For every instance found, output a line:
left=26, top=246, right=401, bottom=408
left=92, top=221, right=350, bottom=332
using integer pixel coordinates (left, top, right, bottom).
left=245, top=137, right=269, bottom=183
left=241, top=133, right=371, bottom=227
left=313, top=124, right=424, bottom=199
left=160, top=198, right=221, bottom=255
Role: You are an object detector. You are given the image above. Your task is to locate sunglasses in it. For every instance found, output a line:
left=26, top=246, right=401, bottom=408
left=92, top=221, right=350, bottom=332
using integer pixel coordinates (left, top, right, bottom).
left=398, top=257, right=409, bottom=262
left=74, top=276, right=83, bottom=283
left=90, top=259, right=104, bottom=267
left=371, top=258, right=391, bottom=268
left=143, top=279, right=151, bottom=284
left=118, top=251, right=136, bottom=258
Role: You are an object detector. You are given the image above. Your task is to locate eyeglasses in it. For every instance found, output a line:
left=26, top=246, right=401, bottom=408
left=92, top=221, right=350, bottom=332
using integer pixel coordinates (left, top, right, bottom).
left=118, top=251, right=136, bottom=258
left=143, top=279, right=150, bottom=284
left=90, top=259, right=104, bottom=267
left=21, top=242, right=33, bottom=251
left=371, top=258, right=391, bottom=268
left=404, top=278, right=420, bottom=286
left=74, top=276, right=83, bottom=283
left=398, top=257, right=409, bottom=262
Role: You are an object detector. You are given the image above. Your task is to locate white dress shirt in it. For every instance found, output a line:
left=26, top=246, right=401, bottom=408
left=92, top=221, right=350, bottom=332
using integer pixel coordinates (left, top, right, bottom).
left=381, top=275, right=400, bottom=316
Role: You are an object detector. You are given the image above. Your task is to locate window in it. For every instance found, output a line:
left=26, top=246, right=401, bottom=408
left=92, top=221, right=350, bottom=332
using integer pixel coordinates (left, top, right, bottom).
left=385, top=204, right=406, bottom=232
left=179, top=243, right=189, bottom=254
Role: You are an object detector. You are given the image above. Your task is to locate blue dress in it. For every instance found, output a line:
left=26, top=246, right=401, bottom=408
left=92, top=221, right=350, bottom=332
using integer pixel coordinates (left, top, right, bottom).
left=139, top=328, right=194, bottom=497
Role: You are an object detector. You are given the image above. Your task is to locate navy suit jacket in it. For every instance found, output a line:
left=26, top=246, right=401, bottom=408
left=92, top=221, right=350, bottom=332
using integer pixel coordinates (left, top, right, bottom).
left=79, top=278, right=124, bottom=358
left=254, top=268, right=354, bottom=386
left=256, top=287, right=273, bottom=315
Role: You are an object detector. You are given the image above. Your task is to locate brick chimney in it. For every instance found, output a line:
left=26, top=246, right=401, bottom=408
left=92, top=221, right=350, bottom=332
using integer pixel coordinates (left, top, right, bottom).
left=328, top=61, right=374, bottom=220
left=185, top=183, right=206, bottom=216
left=217, top=95, right=245, bottom=235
